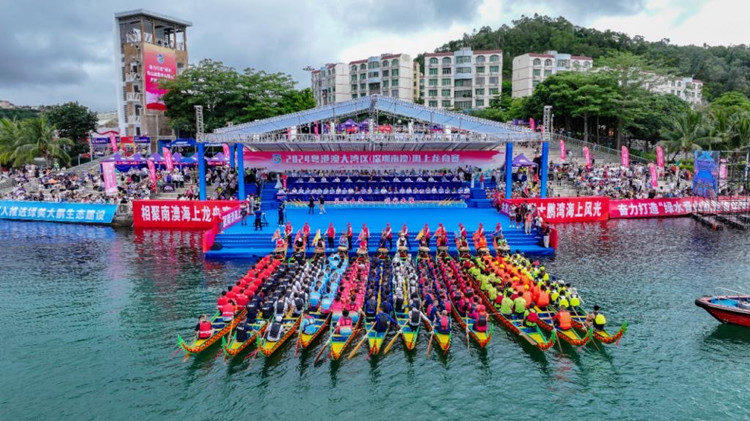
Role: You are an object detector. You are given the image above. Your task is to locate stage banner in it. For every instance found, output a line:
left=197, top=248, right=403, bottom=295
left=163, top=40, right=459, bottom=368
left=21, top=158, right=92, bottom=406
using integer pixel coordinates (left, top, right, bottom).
left=583, top=146, right=591, bottom=168
left=559, top=139, right=566, bottom=162
left=499, top=197, right=608, bottom=223
left=143, top=44, right=176, bottom=110
left=649, top=163, right=659, bottom=189
left=242, top=150, right=505, bottom=170
left=109, top=133, right=118, bottom=153
left=693, top=150, right=719, bottom=198
left=656, top=146, right=665, bottom=169
left=0, top=200, right=116, bottom=224
left=102, top=162, right=119, bottom=196
left=162, top=147, right=174, bottom=171
left=147, top=160, right=157, bottom=191
left=621, top=145, right=630, bottom=167
left=132, top=200, right=239, bottom=229
left=609, top=198, right=692, bottom=219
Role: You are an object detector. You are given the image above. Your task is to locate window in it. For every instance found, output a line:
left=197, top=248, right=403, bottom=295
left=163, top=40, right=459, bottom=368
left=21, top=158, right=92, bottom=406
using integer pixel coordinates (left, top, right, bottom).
left=442, top=68, right=452, bottom=75
left=456, top=100, right=472, bottom=109
left=442, top=78, right=451, bottom=86
left=558, top=60, right=570, bottom=68
left=442, top=89, right=451, bottom=97
left=351, top=84, right=357, bottom=91
left=475, top=99, right=485, bottom=107
left=532, top=80, right=540, bottom=87
left=476, top=66, right=485, bottom=73
left=429, top=100, right=438, bottom=107
left=454, top=90, right=472, bottom=98
left=490, top=55, right=500, bottom=63
left=490, top=88, right=499, bottom=95
left=545, top=59, right=553, bottom=66
left=573, top=61, right=580, bottom=68
left=360, top=74, right=365, bottom=80
left=489, top=76, right=499, bottom=84
left=429, top=68, right=438, bottom=76
left=368, top=72, right=379, bottom=78
left=476, top=55, right=485, bottom=64
left=429, top=58, right=438, bottom=65
left=442, top=57, right=452, bottom=65
left=360, top=64, right=366, bottom=70
left=442, top=100, right=452, bottom=107
left=544, top=70, right=552, bottom=76
left=392, top=69, right=399, bottom=77
left=392, top=89, right=399, bottom=97
left=382, top=70, right=389, bottom=77
left=352, top=94, right=357, bottom=99
left=475, top=77, right=485, bottom=86
left=360, top=83, right=366, bottom=89
left=428, top=79, right=438, bottom=86
left=351, top=65, right=357, bottom=72
left=533, top=69, right=541, bottom=76
left=368, top=61, right=379, bottom=69
left=457, top=56, right=471, bottom=64
left=455, top=79, right=471, bottom=87
left=490, top=65, right=499, bottom=73
left=533, top=58, right=541, bottom=66
left=391, top=59, right=399, bottom=66
left=351, top=75, right=357, bottom=82
left=383, top=80, right=389, bottom=88
left=475, top=88, right=485, bottom=96
left=382, top=60, right=389, bottom=67
left=457, top=67, right=472, bottom=74
left=392, top=79, right=399, bottom=87
left=583, top=61, right=591, bottom=68
left=428, top=89, right=437, bottom=97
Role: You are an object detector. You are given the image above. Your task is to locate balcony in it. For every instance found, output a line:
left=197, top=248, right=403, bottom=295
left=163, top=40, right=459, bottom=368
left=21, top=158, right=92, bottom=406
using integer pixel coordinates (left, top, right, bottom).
left=128, top=115, right=141, bottom=125
left=125, top=73, right=142, bottom=83
left=126, top=93, right=141, bottom=102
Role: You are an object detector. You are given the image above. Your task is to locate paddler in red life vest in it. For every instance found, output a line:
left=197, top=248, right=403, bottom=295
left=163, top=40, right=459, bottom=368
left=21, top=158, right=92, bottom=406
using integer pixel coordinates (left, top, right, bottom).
left=222, top=299, right=237, bottom=322
left=458, top=223, right=467, bottom=240
left=474, top=303, right=489, bottom=332
left=335, top=309, right=354, bottom=335
left=435, top=310, right=451, bottom=334
left=473, top=222, right=485, bottom=244
left=434, top=223, right=446, bottom=245
left=359, top=223, right=370, bottom=247
left=327, top=223, right=336, bottom=249
left=194, top=315, right=213, bottom=340
left=284, top=222, right=293, bottom=247
left=217, top=291, right=228, bottom=312
left=422, top=223, right=431, bottom=244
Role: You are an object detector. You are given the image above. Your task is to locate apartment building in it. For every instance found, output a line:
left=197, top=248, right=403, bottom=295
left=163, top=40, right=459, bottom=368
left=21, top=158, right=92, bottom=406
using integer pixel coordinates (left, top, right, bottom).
left=422, top=47, right=502, bottom=110
left=512, top=51, right=593, bottom=98
left=349, top=53, right=414, bottom=101
left=114, top=10, right=190, bottom=140
left=413, top=61, right=424, bottom=103
left=311, top=63, right=351, bottom=106
left=645, top=76, right=703, bottom=107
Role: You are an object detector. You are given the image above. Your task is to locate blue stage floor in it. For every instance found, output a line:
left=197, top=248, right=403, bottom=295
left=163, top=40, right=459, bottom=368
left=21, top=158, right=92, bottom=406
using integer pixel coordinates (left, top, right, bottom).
left=206, top=206, right=554, bottom=258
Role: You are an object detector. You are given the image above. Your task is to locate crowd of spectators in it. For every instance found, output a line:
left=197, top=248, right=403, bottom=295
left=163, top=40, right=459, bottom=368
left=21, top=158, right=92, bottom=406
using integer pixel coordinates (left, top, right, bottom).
left=564, top=161, right=692, bottom=199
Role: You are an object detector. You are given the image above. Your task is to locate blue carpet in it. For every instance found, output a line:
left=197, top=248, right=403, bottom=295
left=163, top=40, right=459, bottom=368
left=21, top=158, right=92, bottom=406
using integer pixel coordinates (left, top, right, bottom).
left=206, top=206, right=554, bottom=258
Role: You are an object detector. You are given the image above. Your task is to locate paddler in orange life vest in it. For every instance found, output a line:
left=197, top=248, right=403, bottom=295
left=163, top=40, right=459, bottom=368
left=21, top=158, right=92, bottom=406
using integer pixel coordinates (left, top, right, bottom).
left=552, top=306, right=572, bottom=331
left=194, top=314, right=213, bottom=340
left=222, top=299, right=237, bottom=322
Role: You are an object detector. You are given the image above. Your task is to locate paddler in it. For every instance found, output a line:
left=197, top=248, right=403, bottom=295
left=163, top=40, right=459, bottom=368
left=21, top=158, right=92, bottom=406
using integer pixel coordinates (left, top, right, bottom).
left=194, top=315, right=213, bottom=340
left=407, top=306, right=429, bottom=331
left=222, top=299, right=237, bottom=322
left=234, top=315, right=250, bottom=342
left=585, top=305, right=607, bottom=331
left=499, top=291, right=514, bottom=316
left=327, top=223, right=336, bottom=249
left=513, top=291, right=527, bottom=317
left=384, top=223, right=393, bottom=249
left=552, top=306, right=573, bottom=331
left=374, top=307, right=398, bottom=334
left=300, top=310, right=317, bottom=335
left=523, top=308, right=540, bottom=328
left=400, top=224, right=410, bottom=250
left=335, top=309, right=354, bottom=335
left=435, top=310, right=451, bottom=335
left=266, top=316, right=285, bottom=342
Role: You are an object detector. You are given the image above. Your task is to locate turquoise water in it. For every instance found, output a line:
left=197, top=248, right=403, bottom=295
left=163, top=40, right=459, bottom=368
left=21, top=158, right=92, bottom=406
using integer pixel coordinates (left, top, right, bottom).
left=1, top=218, right=750, bottom=420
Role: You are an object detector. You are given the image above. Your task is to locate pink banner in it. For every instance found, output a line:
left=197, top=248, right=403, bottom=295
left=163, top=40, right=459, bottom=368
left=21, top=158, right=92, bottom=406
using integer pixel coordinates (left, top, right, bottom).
left=109, top=133, right=118, bottom=153
left=621, top=145, right=630, bottom=167
left=610, top=198, right=691, bottom=219
left=500, top=197, right=608, bottom=223
left=559, top=139, right=566, bottom=162
left=222, top=144, right=230, bottom=158
left=147, top=160, right=157, bottom=191
left=656, top=146, right=665, bottom=168
left=529, top=118, right=536, bottom=132
left=162, top=147, right=174, bottom=172
left=102, top=162, right=118, bottom=196
left=242, top=150, right=505, bottom=170
left=143, top=44, right=176, bottom=111
left=649, top=163, right=659, bottom=189
left=583, top=146, right=591, bottom=168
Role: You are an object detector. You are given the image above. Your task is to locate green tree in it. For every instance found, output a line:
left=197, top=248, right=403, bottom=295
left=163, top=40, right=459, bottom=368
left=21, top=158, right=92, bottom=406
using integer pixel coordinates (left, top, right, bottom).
left=45, top=101, right=97, bottom=157
left=660, top=109, right=709, bottom=160
left=0, top=115, right=74, bottom=167
left=708, top=91, right=750, bottom=115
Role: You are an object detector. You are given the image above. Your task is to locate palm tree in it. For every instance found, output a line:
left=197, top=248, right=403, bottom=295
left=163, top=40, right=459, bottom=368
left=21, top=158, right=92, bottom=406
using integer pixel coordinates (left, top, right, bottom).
left=660, top=109, right=710, bottom=161
left=703, top=109, right=733, bottom=150
left=0, top=115, right=73, bottom=167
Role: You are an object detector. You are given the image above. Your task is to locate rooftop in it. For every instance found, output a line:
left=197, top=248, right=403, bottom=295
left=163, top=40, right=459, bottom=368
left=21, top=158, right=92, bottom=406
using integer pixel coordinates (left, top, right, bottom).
left=114, top=9, right=192, bottom=27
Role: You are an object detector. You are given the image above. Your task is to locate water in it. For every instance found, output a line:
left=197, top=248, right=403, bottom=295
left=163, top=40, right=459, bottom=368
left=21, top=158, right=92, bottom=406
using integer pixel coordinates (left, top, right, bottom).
left=1, top=218, right=749, bottom=420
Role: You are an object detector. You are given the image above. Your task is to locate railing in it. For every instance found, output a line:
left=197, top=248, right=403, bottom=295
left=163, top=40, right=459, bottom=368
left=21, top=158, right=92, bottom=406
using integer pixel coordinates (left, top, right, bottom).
left=236, top=133, right=529, bottom=144
left=126, top=93, right=141, bottom=102
left=556, top=135, right=650, bottom=165
left=128, top=115, right=141, bottom=124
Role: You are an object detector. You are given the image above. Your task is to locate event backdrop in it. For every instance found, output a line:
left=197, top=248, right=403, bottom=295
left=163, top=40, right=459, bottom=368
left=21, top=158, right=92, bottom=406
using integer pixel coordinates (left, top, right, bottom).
left=143, top=44, right=176, bottom=110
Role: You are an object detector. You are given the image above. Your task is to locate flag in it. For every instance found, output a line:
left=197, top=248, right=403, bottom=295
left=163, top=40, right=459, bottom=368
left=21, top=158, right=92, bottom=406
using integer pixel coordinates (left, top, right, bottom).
left=147, top=159, right=157, bottom=191
left=271, top=229, right=280, bottom=242
left=312, top=229, right=321, bottom=245
left=102, top=162, right=118, bottom=196
left=559, top=139, right=566, bottom=162
left=656, top=146, right=665, bottom=169
left=109, top=133, right=118, bottom=153
left=162, top=147, right=173, bottom=171
left=621, top=145, right=630, bottom=167
left=583, top=146, right=591, bottom=168
left=415, top=227, right=425, bottom=241
left=649, top=163, right=659, bottom=189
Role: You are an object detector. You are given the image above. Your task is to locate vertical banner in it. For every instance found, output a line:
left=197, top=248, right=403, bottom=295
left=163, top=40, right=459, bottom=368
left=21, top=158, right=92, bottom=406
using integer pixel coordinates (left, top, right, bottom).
left=718, top=158, right=728, bottom=190
left=583, top=146, right=591, bottom=168
left=621, top=145, right=630, bottom=167
left=649, top=163, right=659, bottom=189
left=162, top=147, right=174, bottom=172
left=143, top=44, right=177, bottom=110
left=529, top=117, right=536, bottom=132
left=559, top=139, right=567, bottom=162
left=222, top=143, right=230, bottom=158
left=102, top=162, right=119, bottom=196
left=147, top=160, right=157, bottom=191
left=656, top=146, right=665, bottom=169
left=109, top=133, right=118, bottom=153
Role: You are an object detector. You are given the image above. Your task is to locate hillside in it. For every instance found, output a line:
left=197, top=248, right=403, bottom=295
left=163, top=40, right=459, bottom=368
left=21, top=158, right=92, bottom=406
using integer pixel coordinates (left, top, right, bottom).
left=425, top=14, right=749, bottom=101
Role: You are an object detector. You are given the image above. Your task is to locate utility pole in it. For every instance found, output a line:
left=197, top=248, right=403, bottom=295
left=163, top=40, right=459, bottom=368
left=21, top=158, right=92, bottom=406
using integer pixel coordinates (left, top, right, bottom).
left=194, top=105, right=204, bottom=141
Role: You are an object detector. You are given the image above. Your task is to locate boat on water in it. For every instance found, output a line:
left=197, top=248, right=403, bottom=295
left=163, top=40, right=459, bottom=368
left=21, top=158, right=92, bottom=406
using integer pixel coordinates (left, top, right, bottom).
left=299, top=255, right=349, bottom=348
left=258, top=316, right=302, bottom=357
left=324, top=255, right=369, bottom=360
left=696, top=295, right=750, bottom=327
left=221, top=317, right=268, bottom=357
left=438, top=255, right=492, bottom=348
left=391, top=254, right=421, bottom=351
left=364, top=256, right=392, bottom=355
left=417, top=258, right=452, bottom=353
left=568, top=306, right=628, bottom=344
left=178, top=310, right=247, bottom=355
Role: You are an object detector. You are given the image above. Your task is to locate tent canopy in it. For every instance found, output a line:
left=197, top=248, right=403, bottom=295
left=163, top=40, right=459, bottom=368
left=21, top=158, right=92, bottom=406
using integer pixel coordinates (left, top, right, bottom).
left=512, top=153, right=537, bottom=167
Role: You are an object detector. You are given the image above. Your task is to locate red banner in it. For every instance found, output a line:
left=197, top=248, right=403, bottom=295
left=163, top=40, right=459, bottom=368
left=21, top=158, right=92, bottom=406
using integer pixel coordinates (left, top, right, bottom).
left=133, top=200, right=239, bottom=229
left=162, top=147, right=174, bottom=172
left=649, top=163, right=659, bottom=189
left=621, top=145, right=630, bottom=167
left=656, top=146, right=665, bottom=169
left=609, top=198, right=694, bottom=218
left=559, top=139, right=566, bottom=162
left=583, top=146, right=591, bottom=168
left=242, top=150, right=504, bottom=169
left=500, top=197, right=608, bottom=223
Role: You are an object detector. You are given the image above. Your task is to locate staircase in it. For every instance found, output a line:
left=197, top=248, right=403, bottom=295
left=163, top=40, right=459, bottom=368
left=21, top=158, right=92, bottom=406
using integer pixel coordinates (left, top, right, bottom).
left=466, top=186, right=493, bottom=208
left=259, top=182, right=279, bottom=210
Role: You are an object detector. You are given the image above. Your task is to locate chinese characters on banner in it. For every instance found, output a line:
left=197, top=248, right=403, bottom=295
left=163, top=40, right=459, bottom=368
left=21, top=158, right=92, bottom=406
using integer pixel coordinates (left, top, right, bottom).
left=242, top=151, right=504, bottom=170
left=621, top=145, right=630, bottom=167
left=101, top=162, right=118, bottom=196
left=132, top=200, right=239, bottom=229
left=583, top=147, right=591, bottom=168
left=147, top=160, right=157, bottom=191
left=162, top=147, right=174, bottom=172
left=609, top=198, right=693, bottom=218
left=500, top=197, right=609, bottom=223
left=559, top=139, right=566, bottom=162
left=0, top=201, right=116, bottom=224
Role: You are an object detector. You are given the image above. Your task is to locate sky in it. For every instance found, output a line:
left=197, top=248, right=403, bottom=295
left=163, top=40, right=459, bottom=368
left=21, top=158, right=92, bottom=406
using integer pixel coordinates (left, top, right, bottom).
left=0, top=0, right=746, bottom=112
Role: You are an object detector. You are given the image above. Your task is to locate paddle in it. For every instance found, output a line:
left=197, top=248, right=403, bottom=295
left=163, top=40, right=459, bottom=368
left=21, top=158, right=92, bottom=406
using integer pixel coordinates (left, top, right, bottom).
left=424, top=319, right=436, bottom=356
left=554, top=328, right=563, bottom=352
left=349, top=322, right=376, bottom=359
left=314, top=323, right=334, bottom=364
left=169, top=347, right=182, bottom=358
left=587, top=328, right=600, bottom=351
left=464, top=317, right=471, bottom=354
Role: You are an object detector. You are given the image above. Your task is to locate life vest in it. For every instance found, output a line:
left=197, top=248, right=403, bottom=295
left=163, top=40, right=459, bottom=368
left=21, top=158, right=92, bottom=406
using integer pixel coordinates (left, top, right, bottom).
left=198, top=321, right=212, bottom=339
left=513, top=297, right=527, bottom=314
left=594, top=312, right=607, bottom=326
left=570, top=296, right=581, bottom=307
left=222, top=303, right=235, bottom=319
left=268, top=322, right=282, bottom=341
left=476, top=313, right=487, bottom=327
left=375, top=313, right=389, bottom=331
left=275, top=301, right=285, bottom=316
left=294, top=298, right=304, bottom=312
left=523, top=310, right=538, bottom=327
left=439, top=316, right=449, bottom=332
left=558, top=296, right=570, bottom=308
left=557, top=311, right=572, bottom=330
left=409, top=310, right=421, bottom=326
left=444, top=300, right=452, bottom=314
left=537, top=291, right=550, bottom=307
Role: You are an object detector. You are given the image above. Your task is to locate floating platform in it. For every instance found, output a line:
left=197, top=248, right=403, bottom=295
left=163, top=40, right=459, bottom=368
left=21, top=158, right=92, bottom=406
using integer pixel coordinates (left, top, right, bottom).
left=205, top=207, right=554, bottom=259
left=714, top=214, right=749, bottom=230
left=691, top=213, right=725, bottom=231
